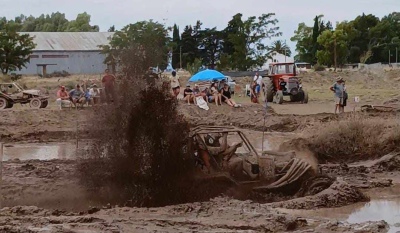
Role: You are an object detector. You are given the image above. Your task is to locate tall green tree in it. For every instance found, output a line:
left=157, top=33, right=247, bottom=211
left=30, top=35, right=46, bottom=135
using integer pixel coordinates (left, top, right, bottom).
left=198, top=28, right=223, bottom=69
left=180, top=25, right=196, bottom=68
left=290, top=22, right=314, bottom=62
left=66, top=12, right=99, bottom=32
left=171, top=24, right=181, bottom=69
left=100, top=20, right=169, bottom=74
left=316, top=29, right=348, bottom=69
left=225, top=13, right=281, bottom=70
left=0, top=22, right=35, bottom=75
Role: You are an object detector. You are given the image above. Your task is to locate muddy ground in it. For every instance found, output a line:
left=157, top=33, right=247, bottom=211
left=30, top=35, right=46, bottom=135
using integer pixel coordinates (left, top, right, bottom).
left=1, top=70, right=400, bottom=232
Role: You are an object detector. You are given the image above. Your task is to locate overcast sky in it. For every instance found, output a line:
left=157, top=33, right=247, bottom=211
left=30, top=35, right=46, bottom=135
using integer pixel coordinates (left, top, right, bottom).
left=1, top=0, right=398, bottom=57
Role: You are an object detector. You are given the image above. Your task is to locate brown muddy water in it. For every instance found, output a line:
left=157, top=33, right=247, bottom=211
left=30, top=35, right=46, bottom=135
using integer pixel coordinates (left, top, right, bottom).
left=280, top=186, right=400, bottom=233
left=2, top=141, right=91, bottom=161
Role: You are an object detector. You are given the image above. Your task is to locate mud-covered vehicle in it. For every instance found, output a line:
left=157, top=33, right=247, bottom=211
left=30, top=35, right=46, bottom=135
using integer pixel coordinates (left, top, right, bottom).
left=189, top=126, right=333, bottom=198
left=264, top=62, right=308, bottom=104
left=0, top=83, right=49, bottom=110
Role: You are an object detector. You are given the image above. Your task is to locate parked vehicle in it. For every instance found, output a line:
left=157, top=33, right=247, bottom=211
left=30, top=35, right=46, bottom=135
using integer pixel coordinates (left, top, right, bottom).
left=0, top=82, right=49, bottom=110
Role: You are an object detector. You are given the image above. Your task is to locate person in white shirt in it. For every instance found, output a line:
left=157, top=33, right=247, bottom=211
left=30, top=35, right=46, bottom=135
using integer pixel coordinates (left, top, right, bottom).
left=253, top=72, right=263, bottom=97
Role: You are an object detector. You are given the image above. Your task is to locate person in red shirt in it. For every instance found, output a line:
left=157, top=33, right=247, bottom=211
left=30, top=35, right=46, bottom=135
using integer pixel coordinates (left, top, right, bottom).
left=56, top=86, right=71, bottom=110
left=102, top=69, right=116, bottom=103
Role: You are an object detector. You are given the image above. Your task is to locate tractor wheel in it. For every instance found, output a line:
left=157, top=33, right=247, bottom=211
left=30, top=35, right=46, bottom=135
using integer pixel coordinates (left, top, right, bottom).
left=302, top=90, right=309, bottom=104
left=40, top=100, right=49, bottom=108
left=0, top=97, right=8, bottom=110
left=265, top=78, right=274, bottom=103
left=275, top=91, right=284, bottom=104
left=290, top=95, right=298, bottom=102
left=30, top=98, right=42, bottom=109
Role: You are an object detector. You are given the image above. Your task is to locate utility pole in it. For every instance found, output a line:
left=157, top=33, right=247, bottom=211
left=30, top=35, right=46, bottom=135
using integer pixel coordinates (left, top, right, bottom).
left=180, top=46, right=182, bottom=69
left=396, top=47, right=398, bottom=64
left=284, top=39, right=287, bottom=62
left=389, top=50, right=391, bottom=64
left=334, top=38, right=337, bottom=71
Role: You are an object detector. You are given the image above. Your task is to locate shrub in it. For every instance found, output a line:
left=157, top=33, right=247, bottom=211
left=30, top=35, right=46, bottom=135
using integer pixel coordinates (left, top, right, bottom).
left=313, top=64, right=326, bottom=72
left=307, top=114, right=400, bottom=163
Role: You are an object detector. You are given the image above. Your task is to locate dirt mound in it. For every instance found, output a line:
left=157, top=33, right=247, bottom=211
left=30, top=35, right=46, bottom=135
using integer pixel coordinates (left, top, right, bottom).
left=270, top=179, right=369, bottom=209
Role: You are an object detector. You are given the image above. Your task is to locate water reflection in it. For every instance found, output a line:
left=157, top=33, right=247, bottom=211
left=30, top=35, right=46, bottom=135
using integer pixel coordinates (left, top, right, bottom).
left=2, top=143, right=85, bottom=161
left=347, top=199, right=400, bottom=233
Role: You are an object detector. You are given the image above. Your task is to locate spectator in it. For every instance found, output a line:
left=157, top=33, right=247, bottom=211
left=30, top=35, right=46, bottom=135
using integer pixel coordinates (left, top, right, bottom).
left=69, top=84, right=86, bottom=108
left=209, top=82, right=222, bottom=106
left=192, top=84, right=201, bottom=104
left=330, top=77, right=345, bottom=114
left=169, top=70, right=181, bottom=97
left=253, top=72, right=263, bottom=97
left=56, top=86, right=71, bottom=110
left=183, top=84, right=195, bottom=105
left=220, top=84, right=239, bottom=108
left=102, top=69, right=116, bottom=104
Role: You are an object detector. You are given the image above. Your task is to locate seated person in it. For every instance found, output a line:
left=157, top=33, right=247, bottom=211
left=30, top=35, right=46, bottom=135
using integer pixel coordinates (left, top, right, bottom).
left=56, top=86, right=71, bottom=109
left=220, top=84, right=239, bottom=108
left=69, top=84, right=86, bottom=107
left=183, top=84, right=195, bottom=105
left=208, top=82, right=222, bottom=106
left=88, top=84, right=100, bottom=105
left=194, top=133, right=243, bottom=173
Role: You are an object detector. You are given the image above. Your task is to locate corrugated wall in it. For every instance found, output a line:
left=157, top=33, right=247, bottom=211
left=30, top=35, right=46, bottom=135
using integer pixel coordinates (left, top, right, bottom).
left=19, top=51, right=108, bottom=75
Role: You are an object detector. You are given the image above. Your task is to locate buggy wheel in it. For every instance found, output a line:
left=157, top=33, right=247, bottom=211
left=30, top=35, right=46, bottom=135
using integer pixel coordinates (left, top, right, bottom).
left=30, top=98, right=42, bottom=109
left=40, top=100, right=49, bottom=108
left=0, top=97, right=8, bottom=110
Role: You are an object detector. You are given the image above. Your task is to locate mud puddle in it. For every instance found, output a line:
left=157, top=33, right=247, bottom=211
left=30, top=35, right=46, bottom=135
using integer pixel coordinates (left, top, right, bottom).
left=2, top=141, right=91, bottom=161
left=280, top=186, right=400, bottom=233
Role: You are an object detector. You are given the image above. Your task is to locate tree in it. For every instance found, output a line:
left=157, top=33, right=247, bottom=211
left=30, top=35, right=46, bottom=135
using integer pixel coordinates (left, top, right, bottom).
left=180, top=25, right=196, bottom=68
left=316, top=29, right=348, bottom=69
left=225, top=13, right=281, bottom=70
left=268, top=40, right=291, bottom=57
left=198, top=28, right=224, bottom=69
left=290, top=22, right=313, bottom=62
left=66, top=12, right=99, bottom=32
left=108, top=25, right=116, bottom=32
left=0, top=23, right=35, bottom=75
left=100, top=20, right=169, bottom=75
left=171, top=24, right=181, bottom=69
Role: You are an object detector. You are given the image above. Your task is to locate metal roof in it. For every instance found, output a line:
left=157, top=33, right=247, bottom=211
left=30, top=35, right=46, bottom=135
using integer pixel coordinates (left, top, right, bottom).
left=21, top=32, right=115, bottom=51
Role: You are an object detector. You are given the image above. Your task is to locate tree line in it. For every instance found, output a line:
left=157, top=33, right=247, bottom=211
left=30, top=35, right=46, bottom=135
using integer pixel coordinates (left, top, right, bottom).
left=1, top=11, right=400, bottom=75
left=291, top=12, right=400, bottom=68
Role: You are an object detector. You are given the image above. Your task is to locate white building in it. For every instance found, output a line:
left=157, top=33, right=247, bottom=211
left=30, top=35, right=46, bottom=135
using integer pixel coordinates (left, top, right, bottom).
left=18, top=32, right=114, bottom=76
left=261, top=52, right=294, bottom=70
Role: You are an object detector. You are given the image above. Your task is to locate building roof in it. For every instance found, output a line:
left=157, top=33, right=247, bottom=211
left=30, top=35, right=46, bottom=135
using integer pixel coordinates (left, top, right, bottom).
left=22, top=32, right=115, bottom=51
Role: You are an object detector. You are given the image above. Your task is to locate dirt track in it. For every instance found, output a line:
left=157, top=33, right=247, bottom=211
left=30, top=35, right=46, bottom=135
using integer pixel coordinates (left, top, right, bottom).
left=1, top=70, right=400, bottom=232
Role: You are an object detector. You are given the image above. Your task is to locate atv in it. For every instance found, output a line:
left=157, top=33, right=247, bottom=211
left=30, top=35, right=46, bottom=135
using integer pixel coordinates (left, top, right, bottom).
left=264, top=62, right=308, bottom=104
left=0, top=82, right=49, bottom=110
left=188, top=125, right=331, bottom=198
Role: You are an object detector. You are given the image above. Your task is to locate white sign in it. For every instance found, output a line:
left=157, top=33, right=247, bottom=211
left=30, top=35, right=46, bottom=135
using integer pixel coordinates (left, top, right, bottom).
left=354, top=96, right=360, bottom=103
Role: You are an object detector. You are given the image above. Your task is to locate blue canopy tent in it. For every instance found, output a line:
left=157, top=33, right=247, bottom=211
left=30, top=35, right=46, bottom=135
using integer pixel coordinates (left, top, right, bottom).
left=188, top=69, right=226, bottom=82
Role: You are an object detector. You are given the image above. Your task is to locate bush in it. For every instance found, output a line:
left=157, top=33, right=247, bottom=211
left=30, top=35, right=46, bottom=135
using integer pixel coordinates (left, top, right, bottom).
left=45, top=70, right=70, bottom=78
left=308, top=115, right=400, bottom=163
left=313, top=64, right=326, bottom=72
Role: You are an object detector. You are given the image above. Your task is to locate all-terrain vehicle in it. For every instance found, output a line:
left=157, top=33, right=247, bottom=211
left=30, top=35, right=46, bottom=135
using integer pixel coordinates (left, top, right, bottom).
left=264, top=62, right=308, bottom=104
left=189, top=125, right=332, bottom=198
left=0, top=83, right=49, bottom=110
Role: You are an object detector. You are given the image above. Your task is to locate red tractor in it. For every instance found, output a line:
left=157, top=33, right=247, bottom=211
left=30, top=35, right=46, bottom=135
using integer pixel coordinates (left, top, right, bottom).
left=263, top=62, right=308, bottom=104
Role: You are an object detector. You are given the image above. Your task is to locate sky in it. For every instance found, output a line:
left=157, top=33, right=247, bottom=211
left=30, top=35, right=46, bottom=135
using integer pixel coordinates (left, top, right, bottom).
left=1, top=0, right=399, bottom=57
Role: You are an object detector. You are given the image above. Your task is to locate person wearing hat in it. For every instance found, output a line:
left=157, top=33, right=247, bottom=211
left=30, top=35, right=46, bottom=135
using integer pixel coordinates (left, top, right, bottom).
left=56, top=85, right=71, bottom=110
left=183, top=84, right=194, bottom=105
left=330, top=77, right=345, bottom=114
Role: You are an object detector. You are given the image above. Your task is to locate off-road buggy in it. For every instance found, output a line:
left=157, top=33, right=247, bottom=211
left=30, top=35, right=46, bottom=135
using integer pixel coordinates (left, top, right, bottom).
left=188, top=125, right=332, bottom=198
left=264, top=62, right=308, bottom=104
left=0, top=82, right=49, bottom=110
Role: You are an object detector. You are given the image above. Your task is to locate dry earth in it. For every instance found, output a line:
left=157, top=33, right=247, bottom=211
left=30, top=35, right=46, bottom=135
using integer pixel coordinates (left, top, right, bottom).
left=0, top=69, right=400, bottom=232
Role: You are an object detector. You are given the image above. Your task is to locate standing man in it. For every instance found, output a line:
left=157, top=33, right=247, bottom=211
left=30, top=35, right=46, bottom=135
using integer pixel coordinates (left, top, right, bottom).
left=330, top=77, right=345, bottom=114
left=102, top=69, right=116, bottom=104
left=253, top=72, right=263, bottom=98
left=169, top=70, right=181, bottom=98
